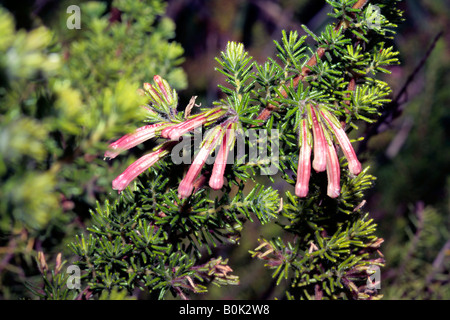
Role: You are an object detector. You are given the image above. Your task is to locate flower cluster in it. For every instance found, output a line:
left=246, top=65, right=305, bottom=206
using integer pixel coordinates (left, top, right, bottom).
left=177, top=120, right=238, bottom=199
left=295, top=104, right=362, bottom=198
left=105, top=75, right=237, bottom=199
left=105, top=76, right=362, bottom=201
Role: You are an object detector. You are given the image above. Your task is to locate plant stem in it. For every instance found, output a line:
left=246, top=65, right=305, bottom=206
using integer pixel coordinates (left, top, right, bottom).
left=255, top=0, right=371, bottom=123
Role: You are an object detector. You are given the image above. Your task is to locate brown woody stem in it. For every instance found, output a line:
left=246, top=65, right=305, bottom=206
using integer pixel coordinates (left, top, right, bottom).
left=254, top=0, right=370, bottom=123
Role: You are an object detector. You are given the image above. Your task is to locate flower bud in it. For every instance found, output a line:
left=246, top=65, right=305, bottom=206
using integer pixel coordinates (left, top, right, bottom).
left=143, top=82, right=153, bottom=92
left=37, top=251, right=48, bottom=274
left=55, top=252, right=62, bottom=275
left=153, top=75, right=173, bottom=105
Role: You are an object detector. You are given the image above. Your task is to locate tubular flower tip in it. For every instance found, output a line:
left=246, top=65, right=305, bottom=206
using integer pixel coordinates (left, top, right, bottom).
left=209, top=122, right=236, bottom=190
left=320, top=109, right=362, bottom=176
left=325, top=142, right=341, bottom=198
left=143, top=82, right=161, bottom=104
left=295, top=120, right=312, bottom=198
left=309, top=105, right=327, bottom=173
left=153, top=75, right=173, bottom=105
left=178, top=126, right=223, bottom=199
left=143, top=75, right=176, bottom=109
left=104, top=123, right=165, bottom=160
left=112, top=144, right=171, bottom=192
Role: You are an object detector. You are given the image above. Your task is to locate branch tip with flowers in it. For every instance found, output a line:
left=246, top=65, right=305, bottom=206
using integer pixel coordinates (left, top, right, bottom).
left=68, top=0, right=403, bottom=300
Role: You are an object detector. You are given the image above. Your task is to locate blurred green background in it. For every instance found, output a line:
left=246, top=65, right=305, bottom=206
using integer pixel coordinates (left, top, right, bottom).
left=0, top=0, right=448, bottom=299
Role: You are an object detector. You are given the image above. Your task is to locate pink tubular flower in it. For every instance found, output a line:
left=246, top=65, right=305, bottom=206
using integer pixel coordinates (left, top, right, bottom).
left=104, top=123, right=165, bottom=159
left=295, top=120, right=312, bottom=198
left=161, top=107, right=227, bottom=141
left=209, top=123, right=236, bottom=190
left=153, top=75, right=172, bottom=104
left=309, top=105, right=327, bottom=173
left=178, top=126, right=223, bottom=199
left=142, top=75, right=178, bottom=118
left=161, top=114, right=208, bottom=141
left=320, top=109, right=362, bottom=176
left=144, top=76, right=173, bottom=104
left=143, top=82, right=161, bottom=102
left=325, top=142, right=341, bottom=198
left=112, top=143, right=172, bottom=192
